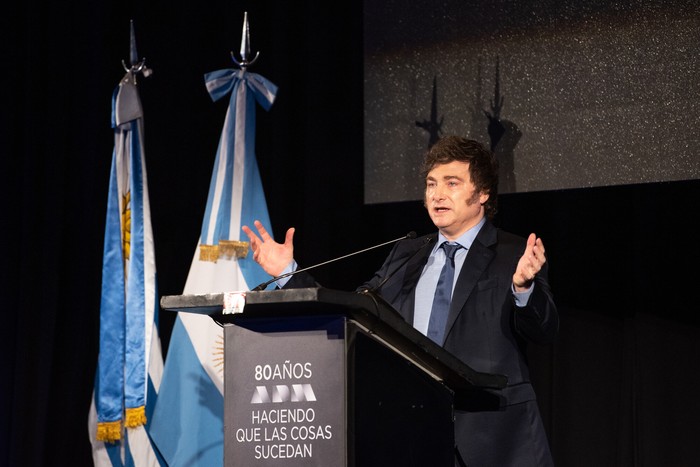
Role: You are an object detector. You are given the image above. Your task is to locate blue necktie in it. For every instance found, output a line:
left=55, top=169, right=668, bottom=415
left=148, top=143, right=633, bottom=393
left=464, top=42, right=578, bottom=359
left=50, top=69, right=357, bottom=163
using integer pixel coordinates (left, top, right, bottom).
left=427, top=242, right=462, bottom=345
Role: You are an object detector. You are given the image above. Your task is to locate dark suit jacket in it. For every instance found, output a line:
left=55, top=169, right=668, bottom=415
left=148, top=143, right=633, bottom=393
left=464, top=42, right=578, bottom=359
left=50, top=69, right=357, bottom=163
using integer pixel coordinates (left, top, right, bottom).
left=290, top=220, right=558, bottom=466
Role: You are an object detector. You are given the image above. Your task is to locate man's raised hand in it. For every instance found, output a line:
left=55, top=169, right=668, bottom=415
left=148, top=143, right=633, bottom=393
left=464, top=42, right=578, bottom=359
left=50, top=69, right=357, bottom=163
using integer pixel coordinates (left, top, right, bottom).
left=242, top=220, right=295, bottom=277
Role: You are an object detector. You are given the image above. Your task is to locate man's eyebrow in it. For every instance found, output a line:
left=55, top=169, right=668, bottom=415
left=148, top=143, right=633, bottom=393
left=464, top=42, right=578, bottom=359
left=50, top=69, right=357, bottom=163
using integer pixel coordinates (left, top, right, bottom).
left=426, top=174, right=464, bottom=182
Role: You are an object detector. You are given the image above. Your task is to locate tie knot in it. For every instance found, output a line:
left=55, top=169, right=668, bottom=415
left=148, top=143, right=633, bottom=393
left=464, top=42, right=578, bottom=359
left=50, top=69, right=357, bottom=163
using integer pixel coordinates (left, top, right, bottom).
left=441, top=242, right=461, bottom=260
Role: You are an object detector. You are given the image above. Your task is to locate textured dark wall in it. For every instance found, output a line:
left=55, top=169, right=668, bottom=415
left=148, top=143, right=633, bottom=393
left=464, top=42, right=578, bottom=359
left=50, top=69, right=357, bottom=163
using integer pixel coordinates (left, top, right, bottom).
left=364, top=0, right=700, bottom=202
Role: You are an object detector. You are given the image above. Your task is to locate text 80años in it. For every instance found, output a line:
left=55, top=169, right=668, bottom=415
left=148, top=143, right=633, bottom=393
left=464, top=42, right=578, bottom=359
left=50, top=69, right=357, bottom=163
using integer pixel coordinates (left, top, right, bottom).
left=255, top=361, right=313, bottom=381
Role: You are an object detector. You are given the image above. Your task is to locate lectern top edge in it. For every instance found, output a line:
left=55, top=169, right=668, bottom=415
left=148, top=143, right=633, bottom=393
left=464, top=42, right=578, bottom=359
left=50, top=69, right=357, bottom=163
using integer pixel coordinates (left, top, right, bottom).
left=160, top=287, right=508, bottom=393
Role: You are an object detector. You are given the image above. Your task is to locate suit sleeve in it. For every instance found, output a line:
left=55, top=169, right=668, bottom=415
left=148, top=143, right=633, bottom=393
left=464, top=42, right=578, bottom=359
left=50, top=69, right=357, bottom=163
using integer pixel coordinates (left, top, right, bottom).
left=283, top=271, right=320, bottom=288
left=512, top=262, right=559, bottom=345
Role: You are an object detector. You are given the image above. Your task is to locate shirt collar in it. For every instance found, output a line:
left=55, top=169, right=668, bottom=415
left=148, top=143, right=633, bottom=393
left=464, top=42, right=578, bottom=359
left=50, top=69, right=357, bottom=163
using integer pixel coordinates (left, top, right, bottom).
left=436, top=217, right=486, bottom=251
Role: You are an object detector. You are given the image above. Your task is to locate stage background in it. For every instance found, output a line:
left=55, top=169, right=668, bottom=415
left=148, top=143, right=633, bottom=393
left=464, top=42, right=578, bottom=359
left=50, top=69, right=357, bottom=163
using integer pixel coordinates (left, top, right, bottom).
left=364, top=0, right=700, bottom=202
left=2, top=0, right=698, bottom=466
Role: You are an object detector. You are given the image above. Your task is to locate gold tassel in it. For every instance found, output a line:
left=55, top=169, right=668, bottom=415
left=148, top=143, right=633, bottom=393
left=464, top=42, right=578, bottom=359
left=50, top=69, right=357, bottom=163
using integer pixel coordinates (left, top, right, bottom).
left=218, top=240, right=249, bottom=260
left=96, top=420, right=122, bottom=443
left=199, top=244, right=219, bottom=262
left=125, top=406, right=147, bottom=428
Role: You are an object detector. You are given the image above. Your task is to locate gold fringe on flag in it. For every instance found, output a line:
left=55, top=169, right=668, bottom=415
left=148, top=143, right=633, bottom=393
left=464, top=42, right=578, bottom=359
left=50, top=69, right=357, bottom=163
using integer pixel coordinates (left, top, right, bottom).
left=125, top=406, right=147, bottom=428
left=199, top=241, right=249, bottom=262
left=219, top=240, right=249, bottom=259
left=96, top=420, right=122, bottom=443
left=95, top=407, right=146, bottom=443
left=199, top=244, right=219, bottom=262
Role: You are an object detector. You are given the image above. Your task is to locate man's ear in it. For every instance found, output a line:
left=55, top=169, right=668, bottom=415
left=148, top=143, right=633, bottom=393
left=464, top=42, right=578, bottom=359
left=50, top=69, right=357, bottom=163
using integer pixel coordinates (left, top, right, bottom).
left=479, top=191, right=490, bottom=206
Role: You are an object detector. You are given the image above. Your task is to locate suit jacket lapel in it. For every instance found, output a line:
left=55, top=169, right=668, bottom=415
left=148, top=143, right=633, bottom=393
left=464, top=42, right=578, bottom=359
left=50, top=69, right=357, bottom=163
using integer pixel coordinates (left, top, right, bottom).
left=444, top=221, right=497, bottom=341
left=397, top=233, right=436, bottom=324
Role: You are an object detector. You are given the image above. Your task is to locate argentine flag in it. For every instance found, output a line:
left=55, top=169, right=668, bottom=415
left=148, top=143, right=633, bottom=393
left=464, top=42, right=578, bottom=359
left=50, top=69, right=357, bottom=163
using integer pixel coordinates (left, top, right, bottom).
left=88, top=54, right=165, bottom=466
left=149, top=67, right=277, bottom=466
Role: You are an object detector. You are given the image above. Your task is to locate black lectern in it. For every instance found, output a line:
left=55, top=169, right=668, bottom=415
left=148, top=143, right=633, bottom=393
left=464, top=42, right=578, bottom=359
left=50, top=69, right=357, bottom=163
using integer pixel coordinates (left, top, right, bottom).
left=161, top=287, right=506, bottom=467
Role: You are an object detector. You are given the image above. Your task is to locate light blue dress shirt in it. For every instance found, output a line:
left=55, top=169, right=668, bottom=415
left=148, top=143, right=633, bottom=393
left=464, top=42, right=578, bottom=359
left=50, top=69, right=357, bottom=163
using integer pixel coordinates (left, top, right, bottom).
left=274, top=260, right=298, bottom=289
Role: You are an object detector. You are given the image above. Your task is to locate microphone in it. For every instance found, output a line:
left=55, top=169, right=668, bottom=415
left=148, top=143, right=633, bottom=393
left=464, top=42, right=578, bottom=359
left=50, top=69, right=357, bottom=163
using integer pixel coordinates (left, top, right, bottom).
left=360, top=235, right=434, bottom=294
left=250, top=231, right=418, bottom=291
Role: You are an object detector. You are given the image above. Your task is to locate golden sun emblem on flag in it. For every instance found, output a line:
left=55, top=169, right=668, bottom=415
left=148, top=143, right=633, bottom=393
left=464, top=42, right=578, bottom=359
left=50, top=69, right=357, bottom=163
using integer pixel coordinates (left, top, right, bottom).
left=213, top=334, right=224, bottom=376
left=122, top=191, right=131, bottom=260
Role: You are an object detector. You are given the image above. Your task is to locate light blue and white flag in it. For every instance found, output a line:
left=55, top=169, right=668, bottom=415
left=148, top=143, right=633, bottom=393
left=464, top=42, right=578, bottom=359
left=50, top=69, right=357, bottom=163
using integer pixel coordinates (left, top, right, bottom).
left=149, top=65, right=277, bottom=466
left=88, top=23, right=164, bottom=467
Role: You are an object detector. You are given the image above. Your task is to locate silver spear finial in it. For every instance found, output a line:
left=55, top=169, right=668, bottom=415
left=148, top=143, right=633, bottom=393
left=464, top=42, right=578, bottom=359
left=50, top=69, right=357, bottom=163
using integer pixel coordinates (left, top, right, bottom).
left=231, top=12, right=260, bottom=69
left=122, top=20, right=152, bottom=80
left=129, top=19, right=139, bottom=66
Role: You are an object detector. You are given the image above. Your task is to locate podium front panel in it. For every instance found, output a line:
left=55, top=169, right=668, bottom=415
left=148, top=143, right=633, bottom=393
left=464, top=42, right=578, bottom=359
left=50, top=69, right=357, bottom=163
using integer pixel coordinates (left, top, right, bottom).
left=224, top=315, right=346, bottom=467
left=348, top=327, right=454, bottom=466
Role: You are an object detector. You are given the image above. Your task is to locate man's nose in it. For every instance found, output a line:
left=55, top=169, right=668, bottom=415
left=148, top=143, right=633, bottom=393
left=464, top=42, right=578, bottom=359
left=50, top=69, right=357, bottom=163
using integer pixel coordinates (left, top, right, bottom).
left=430, top=184, right=445, bottom=200
left=428, top=188, right=444, bottom=201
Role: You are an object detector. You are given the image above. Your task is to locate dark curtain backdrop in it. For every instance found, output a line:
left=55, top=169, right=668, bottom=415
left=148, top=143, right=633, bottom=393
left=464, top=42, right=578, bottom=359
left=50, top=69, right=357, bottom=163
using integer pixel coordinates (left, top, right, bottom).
left=2, top=1, right=698, bottom=466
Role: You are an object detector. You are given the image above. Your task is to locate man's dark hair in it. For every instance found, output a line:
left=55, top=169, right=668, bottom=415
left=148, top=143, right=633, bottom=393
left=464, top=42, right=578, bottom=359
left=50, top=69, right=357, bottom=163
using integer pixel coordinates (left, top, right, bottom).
left=420, top=136, right=499, bottom=219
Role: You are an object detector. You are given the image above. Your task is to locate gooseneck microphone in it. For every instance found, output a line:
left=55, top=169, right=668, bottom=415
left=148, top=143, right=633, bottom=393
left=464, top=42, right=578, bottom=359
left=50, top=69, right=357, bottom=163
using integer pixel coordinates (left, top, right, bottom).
left=250, top=231, right=418, bottom=291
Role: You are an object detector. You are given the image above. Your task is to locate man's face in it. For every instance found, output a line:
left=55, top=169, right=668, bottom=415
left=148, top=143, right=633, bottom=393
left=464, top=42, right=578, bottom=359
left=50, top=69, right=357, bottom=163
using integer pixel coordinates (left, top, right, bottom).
left=424, top=161, right=489, bottom=240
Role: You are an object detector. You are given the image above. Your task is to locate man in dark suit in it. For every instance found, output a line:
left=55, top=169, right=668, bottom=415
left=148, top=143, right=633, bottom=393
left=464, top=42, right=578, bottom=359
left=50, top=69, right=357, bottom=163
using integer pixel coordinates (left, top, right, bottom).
left=243, top=135, right=558, bottom=466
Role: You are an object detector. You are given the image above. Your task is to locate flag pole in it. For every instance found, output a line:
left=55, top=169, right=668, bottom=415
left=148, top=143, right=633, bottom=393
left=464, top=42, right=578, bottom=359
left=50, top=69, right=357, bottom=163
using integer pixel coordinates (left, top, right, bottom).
left=91, top=19, right=165, bottom=467
left=149, top=12, right=278, bottom=465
